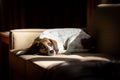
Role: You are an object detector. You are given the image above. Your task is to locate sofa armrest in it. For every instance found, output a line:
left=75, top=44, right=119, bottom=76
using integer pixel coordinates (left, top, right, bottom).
left=10, top=29, right=46, bottom=50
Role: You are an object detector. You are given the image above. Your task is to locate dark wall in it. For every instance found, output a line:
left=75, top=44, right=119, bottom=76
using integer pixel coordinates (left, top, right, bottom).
left=24, top=0, right=87, bottom=28
left=0, top=0, right=25, bottom=31
left=0, top=0, right=88, bottom=31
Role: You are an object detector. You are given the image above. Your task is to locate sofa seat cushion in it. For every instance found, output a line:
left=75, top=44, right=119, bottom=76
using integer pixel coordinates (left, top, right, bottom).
left=19, top=53, right=110, bottom=69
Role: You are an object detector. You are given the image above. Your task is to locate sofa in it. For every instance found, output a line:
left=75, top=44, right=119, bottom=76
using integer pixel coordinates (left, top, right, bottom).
left=9, top=4, right=120, bottom=80
left=9, top=29, right=108, bottom=80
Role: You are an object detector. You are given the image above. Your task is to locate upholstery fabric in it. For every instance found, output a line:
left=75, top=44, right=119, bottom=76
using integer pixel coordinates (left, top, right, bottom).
left=10, top=29, right=46, bottom=49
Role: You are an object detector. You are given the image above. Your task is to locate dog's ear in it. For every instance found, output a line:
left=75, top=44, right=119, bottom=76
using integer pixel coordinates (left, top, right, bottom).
left=27, top=38, right=41, bottom=54
left=32, top=38, right=41, bottom=47
left=49, top=39, right=59, bottom=54
left=20, top=38, right=41, bottom=55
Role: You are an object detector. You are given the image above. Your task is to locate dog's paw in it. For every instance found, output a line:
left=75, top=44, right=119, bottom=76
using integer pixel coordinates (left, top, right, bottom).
left=58, top=50, right=73, bottom=55
left=16, top=50, right=25, bottom=55
left=63, top=51, right=72, bottom=55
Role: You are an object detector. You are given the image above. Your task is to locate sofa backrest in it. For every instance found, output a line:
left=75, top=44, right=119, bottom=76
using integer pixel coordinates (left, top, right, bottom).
left=10, top=29, right=46, bottom=50
left=87, top=4, right=120, bottom=55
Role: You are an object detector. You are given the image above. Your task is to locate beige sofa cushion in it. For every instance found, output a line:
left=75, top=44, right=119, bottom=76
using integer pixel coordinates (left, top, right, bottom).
left=19, top=53, right=110, bottom=69
left=10, top=29, right=46, bottom=50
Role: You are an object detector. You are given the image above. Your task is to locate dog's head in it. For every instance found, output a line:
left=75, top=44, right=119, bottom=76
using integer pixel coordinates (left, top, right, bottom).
left=32, top=38, right=59, bottom=56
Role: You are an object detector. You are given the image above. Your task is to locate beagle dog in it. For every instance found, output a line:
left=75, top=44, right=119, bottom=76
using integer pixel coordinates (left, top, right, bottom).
left=16, top=38, right=59, bottom=56
left=16, top=28, right=95, bottom=56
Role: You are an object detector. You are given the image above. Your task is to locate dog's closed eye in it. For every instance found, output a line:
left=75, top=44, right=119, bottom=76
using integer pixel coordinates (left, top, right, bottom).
left=48, top=43, right=52, bottom=47
left=40, top=44, right=46, bottom=49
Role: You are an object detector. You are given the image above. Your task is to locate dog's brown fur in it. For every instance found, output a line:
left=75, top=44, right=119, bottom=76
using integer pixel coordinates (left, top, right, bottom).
left=33, top=38, right=59, bottom=55
left=16, top=38, right=59, bottom=55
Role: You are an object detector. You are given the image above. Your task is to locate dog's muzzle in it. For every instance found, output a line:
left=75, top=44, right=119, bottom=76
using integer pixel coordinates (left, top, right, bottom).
left=47, top=45, right=56, bottom=56
left=48, top=50, right=56, bottom=56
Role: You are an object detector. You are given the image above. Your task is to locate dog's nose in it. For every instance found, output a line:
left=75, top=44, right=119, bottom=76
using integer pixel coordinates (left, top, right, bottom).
left=50, top=50, right=54, bottom=53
